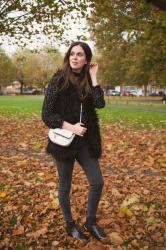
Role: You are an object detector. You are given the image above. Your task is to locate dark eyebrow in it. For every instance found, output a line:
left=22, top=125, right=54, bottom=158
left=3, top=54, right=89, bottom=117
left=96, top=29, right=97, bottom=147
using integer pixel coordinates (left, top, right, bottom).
left=70, top=51, right=84, bottom=55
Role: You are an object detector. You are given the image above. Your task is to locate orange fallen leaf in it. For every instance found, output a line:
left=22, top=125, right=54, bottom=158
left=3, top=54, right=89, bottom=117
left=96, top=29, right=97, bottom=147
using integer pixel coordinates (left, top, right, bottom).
left=108, top=232, right=124, bottom=245
left=18, top=142, right=28, bottom=148
left=13, top=225, right=25, bottom=236
left=84, top=240, right=106, bottom=250
left=0, top=191, right=7, bottom=198
left=49, top=197, right=59, bottom=210
left=26, top=226, right=47, bottom=239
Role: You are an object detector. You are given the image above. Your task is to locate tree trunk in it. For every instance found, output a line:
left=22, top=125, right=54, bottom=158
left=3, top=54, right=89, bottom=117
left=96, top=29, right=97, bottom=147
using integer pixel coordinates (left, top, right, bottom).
left=20, top=80, right=24, bottom=94
left=144, top=84, right=148, bottom=96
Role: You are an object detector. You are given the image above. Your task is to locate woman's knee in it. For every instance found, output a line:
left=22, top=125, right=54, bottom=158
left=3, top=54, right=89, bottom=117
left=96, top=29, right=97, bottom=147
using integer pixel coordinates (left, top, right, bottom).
left=90, top=180, right=104, bottom=190
left=97, top=180, right=104, bottom=188
left=59, top=182, right=71, bottom=194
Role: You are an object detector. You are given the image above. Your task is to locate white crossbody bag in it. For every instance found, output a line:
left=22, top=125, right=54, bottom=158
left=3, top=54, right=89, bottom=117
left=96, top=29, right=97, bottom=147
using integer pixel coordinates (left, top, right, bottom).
left=48, top=103, right=82, bottom=147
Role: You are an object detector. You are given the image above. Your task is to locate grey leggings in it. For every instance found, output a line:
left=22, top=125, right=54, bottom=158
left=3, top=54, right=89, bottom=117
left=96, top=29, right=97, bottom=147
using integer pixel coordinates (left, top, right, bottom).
left=55, top=144, right=104, bottom=222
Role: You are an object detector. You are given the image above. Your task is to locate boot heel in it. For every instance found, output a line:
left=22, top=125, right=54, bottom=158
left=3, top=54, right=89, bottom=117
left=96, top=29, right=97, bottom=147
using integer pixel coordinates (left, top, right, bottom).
left=66, top=222, right=88, bottom=242
left=83, top=223, right=106, bottom=241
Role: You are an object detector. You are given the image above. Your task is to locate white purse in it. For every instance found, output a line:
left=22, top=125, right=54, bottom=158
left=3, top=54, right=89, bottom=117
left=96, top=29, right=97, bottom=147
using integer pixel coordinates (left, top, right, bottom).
left=48, top=103, right=82, bottom=147
left=48, top=128, right=75, bottom=147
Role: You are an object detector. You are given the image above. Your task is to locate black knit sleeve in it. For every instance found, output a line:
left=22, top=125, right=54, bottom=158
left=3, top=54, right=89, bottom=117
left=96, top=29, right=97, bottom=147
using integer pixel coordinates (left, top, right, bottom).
left=42, top=75, right=64, bottom=129
left=91, top=85, right=105, bottom=109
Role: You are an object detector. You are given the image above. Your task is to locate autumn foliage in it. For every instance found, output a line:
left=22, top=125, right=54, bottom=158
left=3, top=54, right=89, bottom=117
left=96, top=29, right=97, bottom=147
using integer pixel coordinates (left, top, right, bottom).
left=0, top=117, right=166, bottom=249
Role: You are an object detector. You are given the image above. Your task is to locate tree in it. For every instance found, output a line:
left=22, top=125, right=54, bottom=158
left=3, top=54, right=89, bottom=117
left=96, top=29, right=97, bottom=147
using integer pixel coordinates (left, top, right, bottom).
left=12, top=47, right=63, bottom=92
left=0, top=0, right=165, bottom=48
left=0, top=0, right=89, bottom=46
left=23, top=48, right=63, bottom=90
left=96, top=41, right=130, bottom=89
left=88, top=0, right=166, bottom=95
left=0, top=48, right=15, bottom=91
left=145, top=0, right=166, bottom=11
left=12, top=51, right=28, bottom=93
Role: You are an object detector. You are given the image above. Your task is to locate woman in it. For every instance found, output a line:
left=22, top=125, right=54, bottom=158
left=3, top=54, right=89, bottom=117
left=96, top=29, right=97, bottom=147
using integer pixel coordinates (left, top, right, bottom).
left=42, top=41, right=106, bottom=242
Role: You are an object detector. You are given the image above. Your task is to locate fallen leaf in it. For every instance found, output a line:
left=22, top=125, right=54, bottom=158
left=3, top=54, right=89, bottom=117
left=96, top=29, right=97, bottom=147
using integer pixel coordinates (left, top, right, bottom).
left=0, top=191, right=7, bottom=198
left=84, top=241, right=106, bottom=250
left=26, top=226, right=48, bottom=239
left=49, top=197, right=59, bottom=210
left=52, top=241, right=60, bottom=247
left=18, top=142, right=28, bottom=148
left=108, top=232, right=124, bottom=245
left=13, top=225, right=25, bottom=236
left=146, top=217, right=159, bottom=225
left=121, top=194, right=140, bottom=208
left=119, top=207, right=134, bottom=217
left=111, top=188, right=121, bottom=197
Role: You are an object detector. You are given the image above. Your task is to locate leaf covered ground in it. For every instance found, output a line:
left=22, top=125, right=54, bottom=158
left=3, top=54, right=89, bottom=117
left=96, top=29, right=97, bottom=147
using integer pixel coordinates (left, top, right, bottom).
left=0, top=117, right=166, bottom=250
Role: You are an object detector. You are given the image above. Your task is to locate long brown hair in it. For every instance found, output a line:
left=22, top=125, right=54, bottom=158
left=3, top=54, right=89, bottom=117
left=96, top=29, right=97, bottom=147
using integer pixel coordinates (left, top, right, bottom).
left=61, top=41, right=93, bottom=98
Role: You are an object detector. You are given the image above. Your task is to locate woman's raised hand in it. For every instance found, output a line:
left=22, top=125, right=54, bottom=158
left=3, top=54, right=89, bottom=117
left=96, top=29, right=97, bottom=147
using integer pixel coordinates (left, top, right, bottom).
left=89, top=63, right=99, bottom=87
left=89, top=63, right=98, bottom=77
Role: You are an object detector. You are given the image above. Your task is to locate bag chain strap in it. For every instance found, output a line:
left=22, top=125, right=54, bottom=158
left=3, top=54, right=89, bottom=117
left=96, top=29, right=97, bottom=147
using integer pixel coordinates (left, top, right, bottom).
left=79, top=103, right=83, bottom=123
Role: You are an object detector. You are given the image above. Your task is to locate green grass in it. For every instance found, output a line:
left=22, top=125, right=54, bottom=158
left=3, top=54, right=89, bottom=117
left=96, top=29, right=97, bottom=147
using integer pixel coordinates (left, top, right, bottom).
left=0, top=95, right=166, bottom=129
left=0, top=95, right=43, bottom=117
left=98, top=106, right=166, bottom=129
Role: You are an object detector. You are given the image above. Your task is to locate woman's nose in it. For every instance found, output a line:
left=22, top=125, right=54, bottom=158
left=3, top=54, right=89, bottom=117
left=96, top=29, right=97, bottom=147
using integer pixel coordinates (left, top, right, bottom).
left=73, top=54, right=77, bottom=59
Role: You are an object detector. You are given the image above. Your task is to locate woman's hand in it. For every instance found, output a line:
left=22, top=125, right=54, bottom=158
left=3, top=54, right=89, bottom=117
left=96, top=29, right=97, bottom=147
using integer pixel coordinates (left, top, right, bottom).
left=72, top=123, right=87, bottom=137
left=89, top=63, right=99, bottom=87
left=62, top=121, right=87, bottom=137
left=89, top=63, right=98, bottom=77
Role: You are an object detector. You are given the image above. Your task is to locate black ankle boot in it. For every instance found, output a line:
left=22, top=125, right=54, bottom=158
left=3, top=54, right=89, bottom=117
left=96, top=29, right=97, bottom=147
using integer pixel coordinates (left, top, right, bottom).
left=84, top=217, right=106, bottom=241
left=66, top=221, right=88, bottom=242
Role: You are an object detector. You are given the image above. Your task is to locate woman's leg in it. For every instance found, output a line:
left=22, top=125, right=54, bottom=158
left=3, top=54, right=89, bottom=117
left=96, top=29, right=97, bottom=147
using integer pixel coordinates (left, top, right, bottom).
left=76, top=145, right=106, bottom=240
left=55, top=157, right=88, bottom=242
left=55, top=158, right=75, bottom=222
left=76, top=145, right=104, bottom=219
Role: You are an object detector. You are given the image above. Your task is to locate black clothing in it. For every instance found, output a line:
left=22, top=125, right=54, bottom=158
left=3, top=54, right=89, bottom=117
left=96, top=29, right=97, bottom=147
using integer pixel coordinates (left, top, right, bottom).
left=84, top=221, right=106, bottom=241
left=42, top=71, right=105, bottom=160
left=66, top=221, right=88, bottom=242
left=55, top=144, right=104, bottom=222
left=42, top=70, right=105, bottom=232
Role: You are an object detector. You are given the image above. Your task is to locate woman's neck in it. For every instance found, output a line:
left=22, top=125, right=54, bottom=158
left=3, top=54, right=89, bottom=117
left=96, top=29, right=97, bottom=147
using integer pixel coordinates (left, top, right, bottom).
left=72, top=69, right=82, bottom=73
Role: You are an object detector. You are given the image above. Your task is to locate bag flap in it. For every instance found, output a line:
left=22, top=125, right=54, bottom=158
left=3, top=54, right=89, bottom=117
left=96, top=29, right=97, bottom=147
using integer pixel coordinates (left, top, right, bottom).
left=51, top=128, right=74, bottom=139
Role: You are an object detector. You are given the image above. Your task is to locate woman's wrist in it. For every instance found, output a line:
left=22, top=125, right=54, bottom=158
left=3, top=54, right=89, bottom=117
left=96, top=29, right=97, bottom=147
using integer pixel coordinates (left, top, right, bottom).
left=62, top=121, right=74, bottom=132
left=91, top=75, right=99, bottom=87
left=92, top=83, right=99, bottom=87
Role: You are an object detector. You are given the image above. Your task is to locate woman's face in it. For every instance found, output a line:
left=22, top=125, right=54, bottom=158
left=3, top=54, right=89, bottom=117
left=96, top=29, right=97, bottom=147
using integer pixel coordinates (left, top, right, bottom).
left=69, top=45, right=87, bottom=72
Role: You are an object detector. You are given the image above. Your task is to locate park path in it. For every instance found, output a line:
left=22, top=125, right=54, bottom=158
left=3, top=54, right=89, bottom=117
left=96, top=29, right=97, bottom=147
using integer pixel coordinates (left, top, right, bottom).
left=0, top=147, right=166, bottom=178
left=109, top=104, right=166, bottom=113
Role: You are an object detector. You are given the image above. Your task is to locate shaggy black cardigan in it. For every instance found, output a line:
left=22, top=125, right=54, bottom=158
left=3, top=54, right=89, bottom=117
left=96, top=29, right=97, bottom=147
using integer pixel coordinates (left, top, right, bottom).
left=42, top=71, right=105, bottom=160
